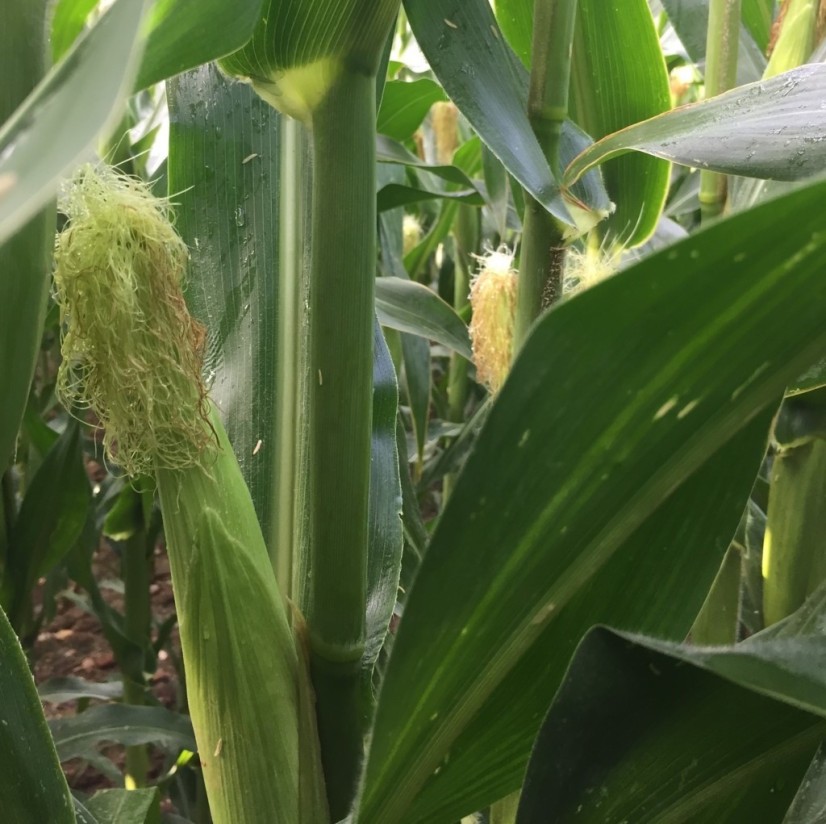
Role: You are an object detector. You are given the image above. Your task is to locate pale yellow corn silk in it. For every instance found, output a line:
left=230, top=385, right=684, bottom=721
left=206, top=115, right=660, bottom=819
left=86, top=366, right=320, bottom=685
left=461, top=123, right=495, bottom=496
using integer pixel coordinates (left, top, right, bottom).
left=563, top=241, right=622, bottom=296
left=469, top=249, right=518, bottom=394
left=53, top=164, right=212, bottom=476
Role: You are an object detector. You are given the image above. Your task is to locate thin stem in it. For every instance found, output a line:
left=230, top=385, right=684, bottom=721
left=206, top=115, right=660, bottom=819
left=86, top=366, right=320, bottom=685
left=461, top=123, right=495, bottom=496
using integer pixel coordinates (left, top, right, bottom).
left=123, top=523, right=152, bottom=787
left=444, top=205, right=479, bottom=502
left=305, top=68, right=376, bottom=819
left=700, top=0, right=741, bottom=221
left=515, top=0, right=577, bottom=349
left=528, top=0, right=579, bottom=179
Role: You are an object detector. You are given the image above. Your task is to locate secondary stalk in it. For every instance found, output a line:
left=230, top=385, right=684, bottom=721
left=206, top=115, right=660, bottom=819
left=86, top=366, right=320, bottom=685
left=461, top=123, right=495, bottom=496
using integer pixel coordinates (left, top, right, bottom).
left=305, top=68, right=376, bottom=818
left=700, top=0, right=741, bottom=221
left=515, top=0, right=578, bottom=350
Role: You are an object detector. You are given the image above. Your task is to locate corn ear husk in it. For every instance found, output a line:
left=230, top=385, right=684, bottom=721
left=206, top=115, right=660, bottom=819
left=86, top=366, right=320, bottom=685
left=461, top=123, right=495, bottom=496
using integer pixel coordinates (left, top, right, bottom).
left=157, top=408, right=329, bottom=824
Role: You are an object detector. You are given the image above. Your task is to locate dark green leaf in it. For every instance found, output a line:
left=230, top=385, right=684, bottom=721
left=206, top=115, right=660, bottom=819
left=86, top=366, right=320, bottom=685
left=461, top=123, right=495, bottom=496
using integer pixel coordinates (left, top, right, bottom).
left=364, top=322, right=403, bottom=681
left=377, top=181, right=482, bottom=211
left=356, top=177, right=826, bottom=823
left=0, top=604, right=74, bottom=823
left=565, top=65, right=826, bottom=188
left=0, top=0, right=149, bottom=245
left=403, top=0, right=610, bottom=229
left=375, top=277, right=472, bottom=360
left=0, top=0, right=55, bottom=470
left=5, top=420, right=90, bottom=622
left=784, top=744, right=826, bottom=823
left=516, top=627, right=824, bottom=824
left=50, top=705, right=195, bottom=761
left=135, top=0, right=266, bottom=90
left=377, top=134, right=482, bottom=190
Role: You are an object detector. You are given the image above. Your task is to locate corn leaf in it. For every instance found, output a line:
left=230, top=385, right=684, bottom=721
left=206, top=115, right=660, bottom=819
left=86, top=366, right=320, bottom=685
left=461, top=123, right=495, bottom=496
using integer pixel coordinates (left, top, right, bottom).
left=49, top=704, right=195, bottom=762
left=402, top=0, right=611, bottom=228
left=516, top=627, right=826, bottom=823
left=85, top=788, right=160, bottom=824
left=377, top=78, right=447, bottom=142
left=136, top=0, right=266, bottom=90
left=0, top=0, right=148, bottom=246
left=167, top=65, right=286, bottom=553
left=375, top=277, right=472, bottom=360
left=0, top=0, right=54, bottom=470
left=356, top=176, right=826, bottom=823
left=0, top=604, right=74, bottom=823
left=564, top=65, right=826, bottom=189
left=569, top=0, right=672, bottom=246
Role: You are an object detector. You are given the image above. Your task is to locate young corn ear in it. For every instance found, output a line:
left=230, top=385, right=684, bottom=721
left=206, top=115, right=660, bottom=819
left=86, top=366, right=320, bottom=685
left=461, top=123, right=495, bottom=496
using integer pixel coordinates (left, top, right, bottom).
left=469, top=249, right=518, bottom=394
left=53, top=165, right=328, bottom=824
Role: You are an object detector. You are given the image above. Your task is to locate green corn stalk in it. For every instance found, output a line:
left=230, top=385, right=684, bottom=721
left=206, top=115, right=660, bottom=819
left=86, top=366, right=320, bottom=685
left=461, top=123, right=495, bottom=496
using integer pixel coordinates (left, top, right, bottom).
left=763, top=397, right=826, bottom=626
left=700, top=0, right=742, bottom=221
left=52, top=165, right=328, bottom=824
left=514, top=0, right=578, bottom=350
left=220, top=1, right=401, bottom=815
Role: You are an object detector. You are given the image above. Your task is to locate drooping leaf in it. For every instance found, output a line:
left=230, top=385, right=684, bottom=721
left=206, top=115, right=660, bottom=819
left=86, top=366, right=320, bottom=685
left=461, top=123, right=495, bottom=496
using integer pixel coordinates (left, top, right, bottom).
left=49, top=704, right=195, bottom=762
left=515, top=627, right=825, bottom=824
left=136, top=0, right=266, bottom=90
left=377, top=78, right=447, bottom=141
left=0, top=0, right=149, bottom=246
left=39, top=676, right=124, bottom=704
left=565, top=65, right=826, bottom=188
left=375, top=277, right=472, bottom=360
left=356, top=176, right=826, bottom=823
left=402, top=0, right=611, bottom=229
left=0, top=604, right=74, bottom=823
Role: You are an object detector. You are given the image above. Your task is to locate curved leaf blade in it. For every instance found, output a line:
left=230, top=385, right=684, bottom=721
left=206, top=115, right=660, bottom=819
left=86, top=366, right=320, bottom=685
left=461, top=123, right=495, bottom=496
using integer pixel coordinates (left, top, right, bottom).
left=0, top=0, right=149, bottom=246
left=570, top=0, right=672, bottom=246
left=375, top=277, right=472, bottom=360
left=516, top=627, right=825, bottom=824
left=565, top=65, right=826, bottom=188
left=356, top=177, right=826, bottom=823
left=0, top=604, right=74, bottom=823
left=136, top=0, right=265, bottom=90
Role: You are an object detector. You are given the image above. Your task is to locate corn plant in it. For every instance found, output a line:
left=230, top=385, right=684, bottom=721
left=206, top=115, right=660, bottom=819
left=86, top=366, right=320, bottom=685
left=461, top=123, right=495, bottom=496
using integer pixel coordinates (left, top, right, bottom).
left=2, top=0, right=826, bottom=822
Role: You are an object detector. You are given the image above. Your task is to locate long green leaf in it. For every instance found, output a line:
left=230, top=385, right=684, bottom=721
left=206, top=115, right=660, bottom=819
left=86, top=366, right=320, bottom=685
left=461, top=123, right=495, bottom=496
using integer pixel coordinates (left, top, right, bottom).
left=0, top=0, right=54, bottom=470
left=50, top=0, right=100, bottom=61
left=356, top=177, right=826, bottom=823
left=167, top=65, right=286, bottom=555
left=0, top=0, right=148, bottom=246
left=516, top=627, right=825, bottom=823
left=377, top=78, right=447, bottom=141
left=0, top=604, right=74, bottom=823
left=565, top=64, right=826, bottom=188
left=3, top=420, right=90, bottom=628
left=402, top=0, right=611, bottom=229
left=570, top=0, right=672, bottom=246
left=136, top=0, right=265, bottom=90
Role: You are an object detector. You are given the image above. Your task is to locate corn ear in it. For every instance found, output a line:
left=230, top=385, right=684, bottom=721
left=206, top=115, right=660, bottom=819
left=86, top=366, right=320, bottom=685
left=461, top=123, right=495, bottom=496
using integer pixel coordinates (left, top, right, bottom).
left=157, top=411, right=328, bottom=824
